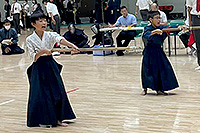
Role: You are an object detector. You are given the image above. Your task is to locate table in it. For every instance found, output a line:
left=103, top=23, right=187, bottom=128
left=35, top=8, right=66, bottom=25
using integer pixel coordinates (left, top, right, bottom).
left=99, top=26, right=175, bottom=56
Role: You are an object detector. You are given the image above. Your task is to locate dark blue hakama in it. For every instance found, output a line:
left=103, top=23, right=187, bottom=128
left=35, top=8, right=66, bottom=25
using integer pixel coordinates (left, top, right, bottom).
left=27, top=56, right=76, bottom=127
left=142, top=25, right=179, bottom=92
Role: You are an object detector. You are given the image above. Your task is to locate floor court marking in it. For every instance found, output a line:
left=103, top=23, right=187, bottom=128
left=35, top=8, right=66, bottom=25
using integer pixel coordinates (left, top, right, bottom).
left=67, top=88, right=79, bottom=93
left=0, top=99, right=15, bottom=106
left=0, top=63, right=29, bottom=71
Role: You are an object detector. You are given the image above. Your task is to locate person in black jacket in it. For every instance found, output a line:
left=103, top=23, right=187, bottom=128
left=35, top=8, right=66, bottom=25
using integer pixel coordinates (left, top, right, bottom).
left=63, top=24, right=91, bottom=54
left=4, top=0, right=11, bottom=18
left=63, top=24, right=89, bottom=48
left=0, top=19, right=24, bottom=55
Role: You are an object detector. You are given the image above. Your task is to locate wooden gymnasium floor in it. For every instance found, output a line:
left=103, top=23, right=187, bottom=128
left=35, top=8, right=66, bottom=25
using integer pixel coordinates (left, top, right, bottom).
left=0, top=26, right=200, bottom=133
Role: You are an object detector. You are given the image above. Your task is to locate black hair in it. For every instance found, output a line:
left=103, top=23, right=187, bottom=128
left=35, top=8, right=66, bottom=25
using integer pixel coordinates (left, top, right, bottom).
left=33, top=0, right=38, bottom=4
left=3, top=19, right=11, bottom=24
left=30, top=11, right=47, bottom=23
left=120, top=6, right=127, bottom=10
left=68, top=23, right=76, bottom=29
left=42, top=0, right=47, bottom=4
left=5, top=0, right=9, bottom=3
left=148, top=11, right=160, bottom=20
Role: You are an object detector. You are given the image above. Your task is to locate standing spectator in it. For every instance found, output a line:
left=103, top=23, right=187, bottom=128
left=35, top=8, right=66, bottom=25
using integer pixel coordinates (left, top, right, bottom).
left=43, top=0, right=61, bottom=34
left=63, top=0, right=68, bottom=24
left=187, top=0, right=200, bottom=70
left=95, top=0, right=103, bottom=23
left=66, top=0, right=75, bottom=24
left=31, top=0, right=38, bottom=14
left=50, top=0, right=63, bottom=23
left=11, top=0, right=22, bottom=36
left=135, top=0, right=153, bottom=21
left=4, top=0, right=11, bottom=19
left=151, top=3, right=168, bottom=26
left=34, top=3, right=44, bottom=14
left=22, top=0, right=31, bottom=31
left=105, top=0, right=121, bottom=24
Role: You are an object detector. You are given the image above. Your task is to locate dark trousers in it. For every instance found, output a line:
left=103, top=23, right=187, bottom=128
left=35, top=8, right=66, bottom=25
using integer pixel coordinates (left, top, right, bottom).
left=26, top=16, right=31, bottom=28
left=13, top=13, right=20, bottom=34
left=1, top=43, right=24, bottom=55
left=117, top=31, right=136, bottom=47
left=192, top=15, right=200, bottom=66
left=140, top=9, right=148, bottom=21
left=179, top=31, right=190, bottom=48
left=66, top=11, right=75, bottom=24
left=51, top=15, right=60, bottom=34
left=116, top=30, right=136, bottom=52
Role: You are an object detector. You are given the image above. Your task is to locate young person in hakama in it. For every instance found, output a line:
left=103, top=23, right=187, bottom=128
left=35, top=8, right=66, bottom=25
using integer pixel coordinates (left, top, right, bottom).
left=141, top=11, right=186, bottom=95
left=26, top=11, right=79, bottom=127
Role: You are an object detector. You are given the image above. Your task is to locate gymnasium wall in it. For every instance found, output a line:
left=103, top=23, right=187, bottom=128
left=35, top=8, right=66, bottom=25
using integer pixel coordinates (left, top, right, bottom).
left=0, top=0, right=186, bottom=21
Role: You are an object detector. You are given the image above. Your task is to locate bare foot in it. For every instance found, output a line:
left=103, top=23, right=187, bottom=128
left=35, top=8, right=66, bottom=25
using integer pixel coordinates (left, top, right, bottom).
left=57, top=121, right=68, bottom=127
left=141, top=88, right=147, bottom=96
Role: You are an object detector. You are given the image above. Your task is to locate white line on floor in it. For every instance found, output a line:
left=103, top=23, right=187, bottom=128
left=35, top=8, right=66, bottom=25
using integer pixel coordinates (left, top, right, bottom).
left=0, top=63, right=29, bottom=71
left=0, top=99, right=15, bottom=106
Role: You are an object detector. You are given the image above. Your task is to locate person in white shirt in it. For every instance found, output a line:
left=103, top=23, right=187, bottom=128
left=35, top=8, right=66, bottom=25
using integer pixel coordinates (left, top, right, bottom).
left=42, top=0, right=61, bottom=34
left=11, top=0, right=22, bottom=35
left=26, top=11, right=79, bottom=127
left=135, top=0, right=153, bottom=21
left=187, top=0, right=200, bottom=70
left=151, top=3, right=168, bottom=26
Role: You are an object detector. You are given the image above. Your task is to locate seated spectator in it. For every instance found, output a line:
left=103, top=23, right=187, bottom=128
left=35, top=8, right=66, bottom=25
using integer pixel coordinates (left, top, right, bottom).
left=63, top=23, right=90, bottom=48
left=0, top=19, right=24, bottom=55
left=108, top=6, right=137, bottom=56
